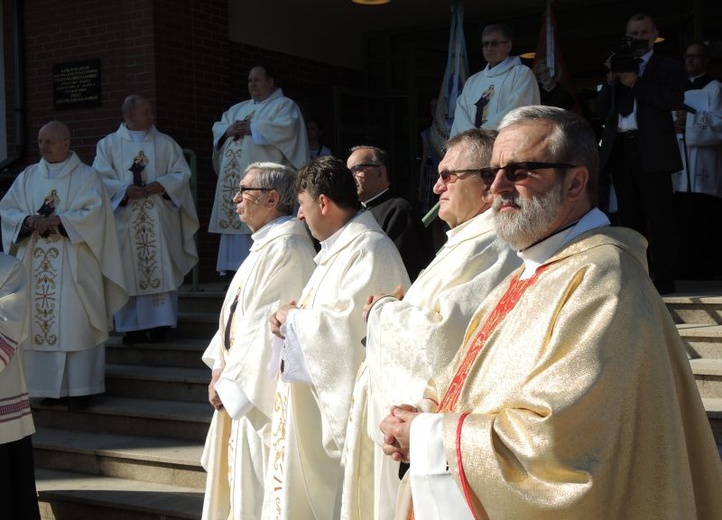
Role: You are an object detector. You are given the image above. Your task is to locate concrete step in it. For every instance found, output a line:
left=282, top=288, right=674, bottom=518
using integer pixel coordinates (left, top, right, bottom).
left=690, top=358, right=722, bottom=399
left=105, top=364, right=209, bottom=403
left=36, top=468, right=203, bottom=520
left=178, top=286, right=225, bottom=314
left=677, top=323, right=722, bottom=359
left=174, top=312, right=218, bottom=339
left=32, top=396, right=213, bottom=442
left=33, top=428, right=205, bottom=489
left=106, top=336, right=209, bottom=369
left=664, top=294, right=722, bottom=325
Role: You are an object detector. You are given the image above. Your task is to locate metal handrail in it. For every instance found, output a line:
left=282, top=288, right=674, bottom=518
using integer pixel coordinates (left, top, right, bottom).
left=182, top=148, right=200, bottom=292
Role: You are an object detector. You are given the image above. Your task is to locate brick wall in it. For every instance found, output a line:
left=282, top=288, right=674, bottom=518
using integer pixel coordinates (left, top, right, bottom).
left=2, top=0, right=355, bottom=280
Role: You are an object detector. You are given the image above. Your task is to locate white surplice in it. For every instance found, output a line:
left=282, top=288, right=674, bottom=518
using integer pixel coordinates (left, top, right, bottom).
left=93, top=124, right=199, bottom=330
left=263, top=211, right=410, bottom=520
left=210, top=89, right=308, bottom=272
left=0, top=152, right=128, bottom=397
left=450, top=56, right=540, bottom=136
left=200, top=217, right=316, bottom=520
left=0, top=253, right=34, bottom=444
left=673, top=78, right=722, bottom=197
left=341, top=211, right=521, bottom=520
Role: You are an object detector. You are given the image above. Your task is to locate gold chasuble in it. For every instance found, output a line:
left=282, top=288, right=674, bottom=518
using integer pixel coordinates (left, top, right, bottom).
left=398, top=227, right=722, bottom=520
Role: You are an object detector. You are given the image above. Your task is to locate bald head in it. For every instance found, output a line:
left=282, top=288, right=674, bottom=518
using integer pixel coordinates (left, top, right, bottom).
left=122, top=94, right=155, bottom=131
left=38, top=121, right=71, bottom=163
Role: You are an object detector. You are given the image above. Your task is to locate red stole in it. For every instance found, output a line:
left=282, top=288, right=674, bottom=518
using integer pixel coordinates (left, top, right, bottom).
left=409, top=265, right=549, bottom=520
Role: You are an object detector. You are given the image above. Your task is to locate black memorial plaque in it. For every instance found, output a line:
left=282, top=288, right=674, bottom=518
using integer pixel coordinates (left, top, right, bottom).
left=53, top=59, right=101, bottom=110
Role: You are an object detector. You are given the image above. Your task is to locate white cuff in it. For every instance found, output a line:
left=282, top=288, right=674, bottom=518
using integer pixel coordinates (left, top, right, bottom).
left=279, top=310, right=313, bottom=384
left=409, top=413, right=473, bottom=519
left=215, top=376, right=253, bottom=420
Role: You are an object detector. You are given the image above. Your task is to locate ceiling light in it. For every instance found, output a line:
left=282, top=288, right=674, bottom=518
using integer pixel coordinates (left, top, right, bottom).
left=352, top=0, right=391, bottom=4
left=520, top=52, right=536, bottom=59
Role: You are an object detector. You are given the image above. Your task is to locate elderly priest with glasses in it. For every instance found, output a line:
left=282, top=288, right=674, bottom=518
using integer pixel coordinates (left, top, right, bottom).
left=201, top=162, right=316, bottom=520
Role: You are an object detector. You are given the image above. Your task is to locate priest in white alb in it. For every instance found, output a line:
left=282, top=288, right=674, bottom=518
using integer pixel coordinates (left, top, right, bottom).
left=0, top=121, right=127, bottom=409
left=93, top=95, right=199, bottom=345
left=200, top=162, right=316, bottom=520
left=341, top=129, right=520, bottom=520
left=210, top=65, right=308, bottom=275
left=267, top=156, right=410, bottom=520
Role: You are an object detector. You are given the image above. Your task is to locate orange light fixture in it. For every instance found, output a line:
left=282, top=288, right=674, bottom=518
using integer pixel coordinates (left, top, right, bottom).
left=352, top=0, right=390, bottom=4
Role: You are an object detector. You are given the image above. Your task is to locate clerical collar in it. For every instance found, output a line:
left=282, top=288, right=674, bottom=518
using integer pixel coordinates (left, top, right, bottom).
left=486, top=56, right=513, bottom=72
left=318, top=217, right=349, bottom=256
left=252, top=215, right=292, bottom=242
left=688, top=73, right=705, bottom=82
left=126, top=126, right=149, bottom=143
left=517, top=208, right=610, bottom=279
left=46, top=154, right=71, bottom=179
left=253, top=88, right=280, bottom=105
left=317, top=213, right=359, bottom=262
left=361, top=187, right=389, bottom=208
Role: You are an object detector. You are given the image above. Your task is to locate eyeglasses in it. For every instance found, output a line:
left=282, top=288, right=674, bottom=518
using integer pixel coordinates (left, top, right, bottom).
left=482, top=40, right=509, bottom=48
left=478, top=162, right=578, bottom=186
left=236, top=186, right=272, bottom=197
left=350, top=163, right=381, bottom=174
left=438, top=169, right=485, bottom=184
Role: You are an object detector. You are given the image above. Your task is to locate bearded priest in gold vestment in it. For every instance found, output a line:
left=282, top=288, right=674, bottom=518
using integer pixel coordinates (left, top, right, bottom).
left=381, top=106, right=722, bottom=520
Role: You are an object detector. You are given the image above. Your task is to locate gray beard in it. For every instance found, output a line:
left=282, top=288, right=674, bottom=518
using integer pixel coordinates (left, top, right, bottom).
left=493, top=182, right=565, bottom=250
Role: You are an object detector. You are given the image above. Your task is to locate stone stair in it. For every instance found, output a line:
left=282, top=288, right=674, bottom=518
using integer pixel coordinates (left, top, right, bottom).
left=665, top=282, right=722, bottom=452
left=31, top=280, right=722, bottom=518
left=33, top=283, right=224, bottom=520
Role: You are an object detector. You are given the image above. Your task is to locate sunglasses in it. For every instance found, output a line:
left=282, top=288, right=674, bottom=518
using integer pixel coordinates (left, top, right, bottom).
left=350, top=163, right=381, bottom=174
left=478, top=162, right=578, bottom=186
left=438, top=169, right=486, bottom=184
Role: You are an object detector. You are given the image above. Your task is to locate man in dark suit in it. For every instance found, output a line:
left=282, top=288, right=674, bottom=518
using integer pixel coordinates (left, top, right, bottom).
left=598, top=12, right=687, bottom=294
left=347, top=145, right=431, bottom=280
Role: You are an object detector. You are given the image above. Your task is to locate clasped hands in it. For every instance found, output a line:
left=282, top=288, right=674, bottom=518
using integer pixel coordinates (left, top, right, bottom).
left=362, top=285, right=405, bottom=322
left=126, top=181, right=165, bottom=200
left=267, top=286, right=415, bottom=460
left=24, top=214, right=61, bottom=236
left=379, top=404, right=419, bottom=463
left=270, top=300, right=298, bottom=339
left=227, top=120, right=251, bottom=141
